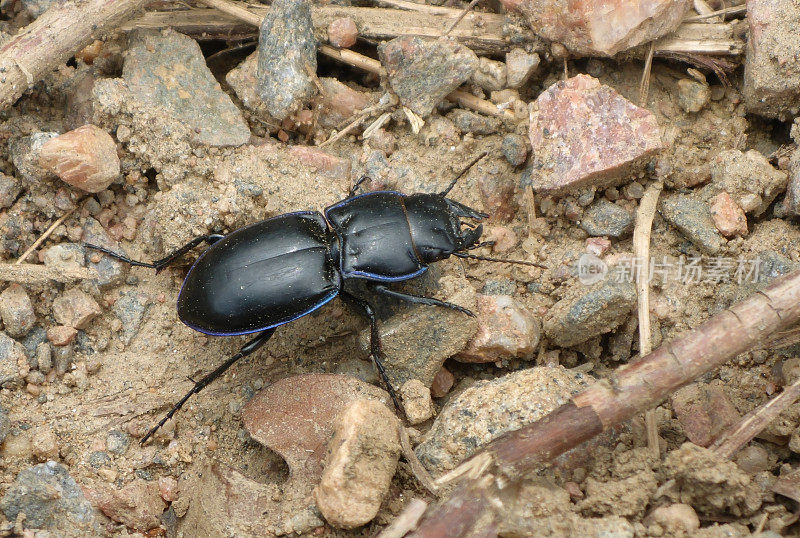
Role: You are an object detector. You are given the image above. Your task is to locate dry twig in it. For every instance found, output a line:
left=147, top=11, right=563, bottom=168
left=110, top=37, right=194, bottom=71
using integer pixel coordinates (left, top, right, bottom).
left=0, top=263, right=95, bottom=284
left=0, top=0, right=145, bottom=110
left=632, top=183, right=663, bottom=456
left=710, top=378, right=800, bottom=460
left=406, top=268, right=800, bottom=536
left=377, top=498, right=429, bottom=538
left=15, top=206, right=78, bottom=265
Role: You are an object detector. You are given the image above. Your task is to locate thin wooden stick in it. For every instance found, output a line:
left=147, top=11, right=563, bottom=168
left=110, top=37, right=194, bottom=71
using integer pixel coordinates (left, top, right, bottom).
left=638, top=42, right=655, bottom=107
left=15, top=206, right=78, bottom=265
left=408, top=268, right=800, bottom=536
left=0, top=0, right=145, bottom=110
left=710, top=377, right=800, bottom=460
left=377, top=498, right=429, bottom=538
left=683, top=5, right=746, bottom=21
left=633, top=183, right=662, bottom=457
left=442, top=0, right=480, bottom=37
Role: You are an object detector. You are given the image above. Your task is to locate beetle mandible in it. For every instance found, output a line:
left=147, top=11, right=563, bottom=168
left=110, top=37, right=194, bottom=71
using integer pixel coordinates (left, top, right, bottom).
left=85, top=153, right=542, bottom=443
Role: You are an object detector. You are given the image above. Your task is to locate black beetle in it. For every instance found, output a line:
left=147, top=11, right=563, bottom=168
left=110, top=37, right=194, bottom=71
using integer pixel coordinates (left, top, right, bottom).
left=85, top=153, right=541, bottom=443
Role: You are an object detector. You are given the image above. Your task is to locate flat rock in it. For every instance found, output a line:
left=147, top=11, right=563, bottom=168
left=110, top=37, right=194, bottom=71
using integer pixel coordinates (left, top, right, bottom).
left=543, top=278, right=637, bottom=348
left=528, top=75, right=663, bottom=195
left=52, top=288, right=101, bottom=330
left=378, top=36, right=478, bottom=117
left=660, top=194, right=725, bottom=254
left=257, top=0, right=317, bottom=120
left=242, top=374, right=389, bottom=482
left=415, top=367, right=591, bottom=474
left=313, top=399, right=400, bottom=529
left=455, top=294, right=540, bottom=363
left=85, top=480, right=166, bottom=532
left=504, top=0, right=689, bottom=56
left=743, top=0, right=800, bottom=119
left=0, top=461, right=98, bottom=533
left=358, top=273, right=478, bottom=388
left=123, top=29, right=250, bottom=146
left=580, top=200, right=634, bottom=238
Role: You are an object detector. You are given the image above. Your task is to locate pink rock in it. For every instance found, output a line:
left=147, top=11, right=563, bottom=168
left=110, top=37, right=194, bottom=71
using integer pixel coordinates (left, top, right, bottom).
left=456, top=295, right=541, bottom=363
left=743, top=0, right=800, bottom=119
left=242, top=374, right=389, bottom=481
left=316, top=77, right=373, bottom=129
left=585, top=237, right=611, bottom=256
left=158, top=476, right=179, bottom=502
left=52, top=288, right=102, bottom=329
left=528, top=75, right=663, bottom=195
left=47, top=325, right=78, bottom=347
left=709, top=191, right=748, bottom=237
left=430, top=366, right=454, bottom=398
left=39, top=125, right=120, bottom=193
left=86, top=481, right=166, bottom=532
left=328, top=17, right=358, bottom=48
left=289, top=145, right=351, bottom=179
left=671, top=382, right=740, bottom=447
left=502, top=0, right=689, bottom=56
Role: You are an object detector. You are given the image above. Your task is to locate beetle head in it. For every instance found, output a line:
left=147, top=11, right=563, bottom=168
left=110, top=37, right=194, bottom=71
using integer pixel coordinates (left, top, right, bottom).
left=404, top=193, right=486, bottom=264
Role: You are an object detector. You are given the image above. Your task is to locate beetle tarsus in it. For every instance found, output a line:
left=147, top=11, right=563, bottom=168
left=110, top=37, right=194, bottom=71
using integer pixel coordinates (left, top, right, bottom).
left=83, top=233, right=225, bottom=273
left=370, top=283, right=475, bottom=317
left=348, top=175, right=371, bottom=198
left=140, top=327, right=275, bottom=445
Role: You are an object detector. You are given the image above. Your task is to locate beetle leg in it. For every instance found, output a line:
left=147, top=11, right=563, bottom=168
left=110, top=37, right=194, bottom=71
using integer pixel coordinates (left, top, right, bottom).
left=140, top=327, right=275, bottom=445
left=370, top=283, right=475, bottom=317
left=339, top=291, right=402, bottom=413
left=347, top=175, right=371, bottom=198
left=84, top=234, right=225, bottom=273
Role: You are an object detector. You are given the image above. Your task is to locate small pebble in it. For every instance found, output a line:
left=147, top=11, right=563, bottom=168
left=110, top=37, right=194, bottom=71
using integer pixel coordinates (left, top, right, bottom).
left=31, top=427, right=59, bottom=462
left=400, top=380, right=434, bottom=424
left=709, top=191, right=748, bottom=238
left=38, top=125, right=120, bottom=193
left=327, top=17, right=357, bottom=48
left=158, top=476, right=179, bottom=502
left=430, top=366, right=454, bottom=398
left=0, top=284, right=36, bottom=338
left=501, top=134, right=528, bottom=166
left=471, top=56, right=507, bottom=92
left=106, top=430, right=130, bottom=455
left=47, top=326, right=78, bottom=347
left=505, top=48, right=540, bottom=89
left=647, top=503, right=700, bottom=534
left=735, top=444, right=771, bottom=474
left=677, top=79, right=710, bottom=113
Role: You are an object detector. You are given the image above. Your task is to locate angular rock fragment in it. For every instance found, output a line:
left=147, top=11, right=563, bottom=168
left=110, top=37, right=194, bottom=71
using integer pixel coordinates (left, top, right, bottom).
left=709, top=149, right=787, bottom=216
left=0, top=284, right=36, bottom=338
left=503, top=0, right=689, bottom=56
left=671, top=382, right=740, bottom=447
left=455, top=294, right=540, bottom=363
left=52, top=288, right=101, bottom=330
left=124, top=29, right=250, bottom=146
left=242, top=374, right=389, bottom=481
left=709, top=191, right=748, bottom=237
left=39, top=125, right=120, bottom=193
left=400, top=379, right=434, bottom=424
left=506, top=48, right=540, bottom=89
left=528, top=75, right=663, bottom=195
left=660, top=194, right=724, bottom=254
left=85, top=481, right=166, bottom=532
left=416, top=367, right=591, bottom=474
left=314, top=399, right=401, bottom=528
left=543, top=278, right=636, bottom=348
left=378, top=36, right=478, bottom=117
left=743, top=0, right=800, bottom=119
left=257, top=0, right=317, bottom=120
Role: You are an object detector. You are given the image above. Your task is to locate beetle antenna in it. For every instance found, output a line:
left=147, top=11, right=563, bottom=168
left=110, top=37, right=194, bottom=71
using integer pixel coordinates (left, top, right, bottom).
left=453, top=251, right=546, bottom=269
left=439, top=151, right=489, bottom=196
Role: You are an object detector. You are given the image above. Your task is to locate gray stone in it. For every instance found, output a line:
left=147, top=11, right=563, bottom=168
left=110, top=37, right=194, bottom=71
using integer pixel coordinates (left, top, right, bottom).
left=359, top=274, right=477, bottom=388
left=256, top=0, right=317, bottom=120
left=36, top=342, right=53, bottom=374
left=415, top=367, right=591, bottom=474
left=42, top=243, right=86, bottom=272
left=82, top=218, right=127, bottom=290
left=501, top=134, right=528, bottom=167
left=0, top=407, right=9, bottom=444
left=112, top=291, right=150, bottom=346
left=0, top=173, right=22, bottom=209
left=9, top=132, right=58, bottom=182
left=677, top=79, right=710, bottom=113
left=544, top=279, right=637, bottom=347
left=21, top=326, right=47, bottom=360
left=448, top=109, right=501, bottom=135
left=660, top=194, right=724, bottom=254
left=0, top=284, right=36, bottom=338
left=0, top=333, right=24, bottom=388
left=123, top=29, right=250, bottom=146
left=378, top=36, right=478, bottom=117
left=106, top=430, right=131, bottom=455
left=580, top=200, right=633, bottom=238
left=0, top=461, right=98, bottom=532
left=506, top=48, right=540, bottom=89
